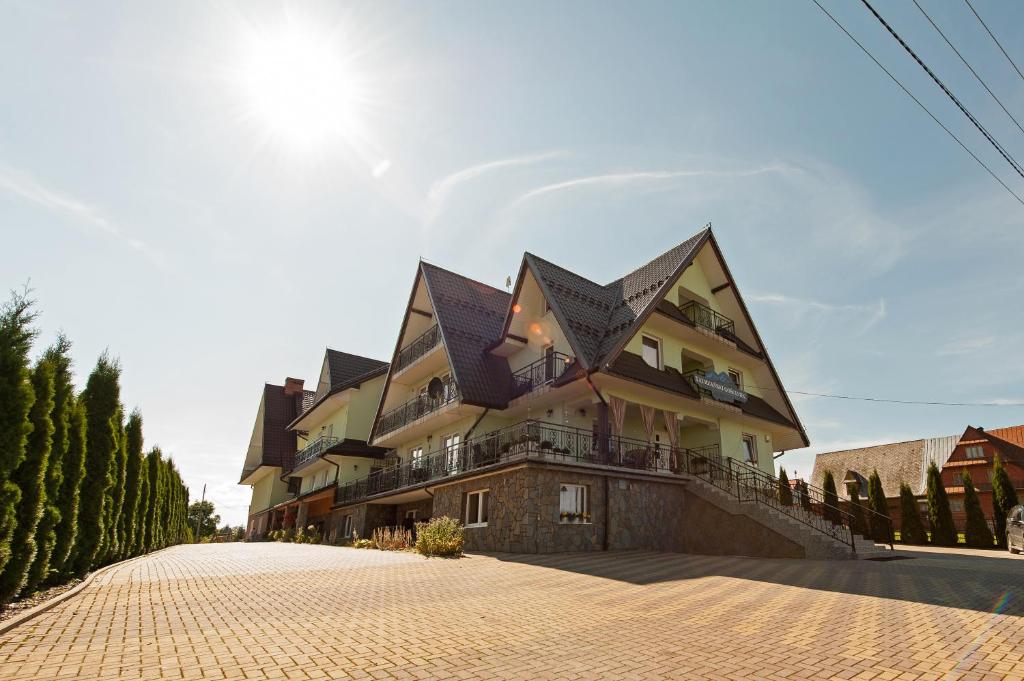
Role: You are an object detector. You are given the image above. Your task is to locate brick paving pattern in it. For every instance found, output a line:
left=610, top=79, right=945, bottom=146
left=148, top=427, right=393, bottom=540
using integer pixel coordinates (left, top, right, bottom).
left=0, top=544, right=1022, bottom=680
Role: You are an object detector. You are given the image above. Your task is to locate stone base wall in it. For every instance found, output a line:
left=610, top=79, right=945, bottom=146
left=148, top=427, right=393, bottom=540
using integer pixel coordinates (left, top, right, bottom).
left=680, top=490, right=804, bottom=559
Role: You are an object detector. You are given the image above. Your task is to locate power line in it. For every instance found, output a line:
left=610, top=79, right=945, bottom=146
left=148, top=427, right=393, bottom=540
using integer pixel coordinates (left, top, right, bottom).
left=735, top=379, right=1024, bottom=408
left=963, top=0, right=1024, bottom=85
left=913, top=0, right=1024, bottom=139
left=809, top=0, right=1024, bottom=206
left=858, top=0, right=1024, bottom=181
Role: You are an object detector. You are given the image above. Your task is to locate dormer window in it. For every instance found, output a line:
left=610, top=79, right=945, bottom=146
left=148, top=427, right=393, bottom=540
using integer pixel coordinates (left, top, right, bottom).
left=641, top=335, right=661, bottom=369
left=965, top=445, right=985, bottom=459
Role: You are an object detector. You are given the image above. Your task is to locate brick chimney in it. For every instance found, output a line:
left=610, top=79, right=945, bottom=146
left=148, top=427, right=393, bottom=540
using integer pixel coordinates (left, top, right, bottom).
left=283, top=377, right=305, bottom=396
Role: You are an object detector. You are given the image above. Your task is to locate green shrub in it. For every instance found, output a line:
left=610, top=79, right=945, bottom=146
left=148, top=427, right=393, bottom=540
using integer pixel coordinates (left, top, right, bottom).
left=777, top=468, right=793, bottom=507
left=961, top=471, right=994, bottom=549
left=414, top=516, right=464, bottom=557
left=926, top=462, right=956, bottom=546
left=898, top=483, right=927, bottom=545
left=352, top=538, right=373, bottom=549
left=821, top=471, right=841, bottom=525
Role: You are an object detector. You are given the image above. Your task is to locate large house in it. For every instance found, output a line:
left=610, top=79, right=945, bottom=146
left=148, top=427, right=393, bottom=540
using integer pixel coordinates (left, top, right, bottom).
left=811, top=424, right=1024, bottom=535
left=241, top=228, right=886, bottom=558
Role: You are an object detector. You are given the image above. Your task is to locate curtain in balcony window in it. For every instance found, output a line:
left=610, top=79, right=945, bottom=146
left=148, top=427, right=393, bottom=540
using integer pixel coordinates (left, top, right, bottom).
left=609, top=396, right=627, bottom=437
left=640, top=405, right=656, bottom=444
left=663, top=411, right=679, bottom=470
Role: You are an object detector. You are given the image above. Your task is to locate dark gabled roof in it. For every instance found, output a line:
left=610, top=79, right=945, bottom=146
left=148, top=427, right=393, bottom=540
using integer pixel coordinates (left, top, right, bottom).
left=419, top=262, right=514, bottom=408
left=261, top=383, right=311, bottom=468
left=325, top=350, right=388, bottom=389
left=605, top=351, right=797, bottom=429
left=519, top=229, right=709, bottom=370
left=290, top=360, right=389, bottom=431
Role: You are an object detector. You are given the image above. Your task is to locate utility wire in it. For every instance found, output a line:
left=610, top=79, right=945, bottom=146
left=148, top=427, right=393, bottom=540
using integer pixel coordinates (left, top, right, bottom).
left=859, top=0, right=1024, bottom=181
left=913, top=0, right=1024, bottom=138
left=731, top=380, right=1024, bottom=408
left=963, top=0, right=1024, bottom=85
left=809, top=0, right=1024, bottom=206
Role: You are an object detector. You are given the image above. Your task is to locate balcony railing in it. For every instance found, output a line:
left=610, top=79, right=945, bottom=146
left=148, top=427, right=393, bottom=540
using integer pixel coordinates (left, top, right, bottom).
left=393, top=325, right=442, bottom=374
left=291, top=435, right=340, bottom=471
left=376, top=376, right=461, bottom=438
left=511, top=352, right=573, bottom=398
left=679, top=300, right=736, bottom=337
left=339, top=420, right=676, bottom=506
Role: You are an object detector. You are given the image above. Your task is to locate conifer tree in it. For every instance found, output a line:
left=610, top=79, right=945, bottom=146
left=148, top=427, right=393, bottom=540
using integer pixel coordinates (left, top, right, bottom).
left=0, top=291, right=36, bottom=579
left=926, top=461, right=956, bottom=546
left=25, top=339, right=73, bottom=593
left=798, top=480, right=813, bottom=513
left=51, top=395, right=86, bottom=578
left=821, top=470, right=841, bottom=525
left=778, top=468, right=793, bottom=506
left=71, top=355, right=121, bottom=575
left=119, top=411, right=143, bottom=559
left=101, top=407, right=126, bottom=564
left=132, top=448, right=150, bottom=556
left=848, top=486, right=867, bottom=538
left=144, top=448, right=162, bottom=551
left=0, top=358, right=54, bottom=603
left=992, top=454, right=1020, bottom=549
left=961, top=471, right=994, bottom=548
left=898, top=483, right=927, bottom=544
left=867, top=470, right=892, bottom=544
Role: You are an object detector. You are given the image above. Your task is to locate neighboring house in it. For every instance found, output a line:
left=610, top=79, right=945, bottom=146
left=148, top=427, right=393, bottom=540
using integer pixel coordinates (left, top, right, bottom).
left=811, top=425, right=1024, bottom=532
left=328, top=227, right=812, bottom=553
left=239, top=378, right=315, bottom=538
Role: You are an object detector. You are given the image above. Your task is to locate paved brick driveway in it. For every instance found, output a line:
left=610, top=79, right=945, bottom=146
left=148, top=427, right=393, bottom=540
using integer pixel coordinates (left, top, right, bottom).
left=0, top=544, right=1022, bottom=680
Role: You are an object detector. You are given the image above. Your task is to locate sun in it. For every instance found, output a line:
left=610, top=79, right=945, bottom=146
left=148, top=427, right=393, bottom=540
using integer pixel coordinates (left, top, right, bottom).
left=234, top=17, right=369, bottom=153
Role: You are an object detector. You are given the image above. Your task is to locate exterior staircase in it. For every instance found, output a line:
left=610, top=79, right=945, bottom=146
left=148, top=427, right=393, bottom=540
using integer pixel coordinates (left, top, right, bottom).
left=674, top=449, right=894, bottom=560
left=686, top=477, right=891, bottom=560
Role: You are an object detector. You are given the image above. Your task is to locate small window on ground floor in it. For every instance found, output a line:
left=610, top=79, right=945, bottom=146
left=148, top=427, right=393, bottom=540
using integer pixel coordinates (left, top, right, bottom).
left=465, top=489, right=489, bottom=527
left=406, top=509, right=419, bottom=520
left=560, top=483, right=590, bottom=523
left=342, top=515, right=353, bottom=539
left=741, top=434, right=758, bottom=465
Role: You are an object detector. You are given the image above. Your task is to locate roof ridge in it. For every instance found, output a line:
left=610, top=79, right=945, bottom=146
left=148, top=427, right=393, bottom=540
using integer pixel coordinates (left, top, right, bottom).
left=816, top=434, right=958, bottom=456
left=324, top=348, right=388, bottom=365
left=602, top=227, right=710, bottom=288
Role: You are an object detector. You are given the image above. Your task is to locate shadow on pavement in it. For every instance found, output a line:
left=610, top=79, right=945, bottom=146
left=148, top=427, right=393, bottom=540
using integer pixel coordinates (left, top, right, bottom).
left=485, top=548, right=1024, bottom=616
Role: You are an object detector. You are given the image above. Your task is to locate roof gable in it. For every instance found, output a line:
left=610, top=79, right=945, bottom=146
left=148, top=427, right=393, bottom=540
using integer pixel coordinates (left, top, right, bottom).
left=324, top=350, right=387, bottom=391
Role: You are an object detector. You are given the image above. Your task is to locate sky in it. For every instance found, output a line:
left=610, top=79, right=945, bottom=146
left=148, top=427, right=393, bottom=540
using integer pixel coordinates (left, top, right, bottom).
left=2, top=1, right=1023, bottom=527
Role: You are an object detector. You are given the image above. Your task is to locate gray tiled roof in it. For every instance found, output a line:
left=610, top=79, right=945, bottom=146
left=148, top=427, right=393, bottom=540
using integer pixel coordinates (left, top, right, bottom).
left=525, top=229, right=709, bottom=369
left=325, top=350, right=388, bottom=389
left=420, top=262, right=514, bottom=408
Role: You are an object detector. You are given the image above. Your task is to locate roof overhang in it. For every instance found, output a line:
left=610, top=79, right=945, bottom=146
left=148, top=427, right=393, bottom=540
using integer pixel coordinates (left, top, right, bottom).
left=288, top=389, right=353, bottom=431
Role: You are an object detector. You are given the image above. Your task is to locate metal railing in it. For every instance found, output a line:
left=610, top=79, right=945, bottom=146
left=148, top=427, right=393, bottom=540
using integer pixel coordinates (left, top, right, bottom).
left=338, top=420, right=669, bottom=506
left=376, top=376, right=461, bottom=437
left=393, top=325, right=442, bottom=373
left=679, top=300, right=736, bottom=337
left=511, top=352, right=574, bottom=398
left=291, top=435, right=340, bottom=471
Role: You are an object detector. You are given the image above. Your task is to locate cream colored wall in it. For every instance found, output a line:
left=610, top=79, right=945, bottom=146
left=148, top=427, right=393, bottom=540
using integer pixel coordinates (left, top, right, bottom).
left=346, top=374, right=386, bottom=441
left=505, top=272, right=574, bottom=374
left=247, top=468, right=290, bottom=516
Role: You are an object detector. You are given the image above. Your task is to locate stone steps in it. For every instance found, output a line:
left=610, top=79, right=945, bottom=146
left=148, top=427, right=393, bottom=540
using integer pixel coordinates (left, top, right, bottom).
left=687, top=477, right=893, bottom=560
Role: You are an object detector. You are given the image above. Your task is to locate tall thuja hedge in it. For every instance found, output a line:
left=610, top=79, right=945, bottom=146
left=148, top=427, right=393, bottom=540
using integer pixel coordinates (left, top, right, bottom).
left=51, top=395, right=86, bottom=579
left=0, top=292, right=37, bottom=580
left=992, top=455, right=1020, bottom=549
left=119, top=411, right=143, bottom=559
left=71, top=355, right=121, bottom=575
left=26, top=339, right=73, bottom=593
left=132, top=444, right=150, bottom=556
left=926, top=462, right=957, bottom=546
left=0, top=358, right=54, bottom=604
left=898, top=483, right=928, bottom=545
left=961, top=471, right=994, bottom=548
left=848, top=486, right=867, bottom=538
left=777, top=468, right=793, bottom=506
left=101, top=407, right=127, bottom=564
left=144, top=448, right=163, bottom=551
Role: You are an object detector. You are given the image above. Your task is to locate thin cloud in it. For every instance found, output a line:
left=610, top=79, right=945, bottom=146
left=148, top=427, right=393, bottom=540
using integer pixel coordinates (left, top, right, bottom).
left=748, top=292, right=887, bottom=335
left=509, top=165, right=792, bottom=210
left=425, top=150, right=567, bottom=225
left=936, top=335, right=995, bottom=357
left=0, top=163, right=167, bottom=269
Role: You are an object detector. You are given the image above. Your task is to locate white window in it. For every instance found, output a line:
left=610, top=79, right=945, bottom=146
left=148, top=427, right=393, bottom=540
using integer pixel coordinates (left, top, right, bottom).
left=541, top=296, right=550, bottom=316
left=444, top=433, right=461, bottom=472
left=410, top=446, right=424, bottom=469
left=559, top=484, right=589, bottom=523
left=741, top=434, right=758, bottom=464
left=406, top=509, right=419, bottom=520
left=951, top=500, right=964, bottom=513
left=342, top=515, right=353, bottom=539
left=465, top=490, right=489, bottom=527
left=965, top=445, right=985, bottom=459
left=641, top=335, right=661, bottom=369
left=728, top=368, right=743, bottom=389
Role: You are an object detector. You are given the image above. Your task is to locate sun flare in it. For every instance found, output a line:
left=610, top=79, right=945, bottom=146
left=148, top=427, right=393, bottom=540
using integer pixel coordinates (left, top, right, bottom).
left=234, top=18, right=369, bottom=153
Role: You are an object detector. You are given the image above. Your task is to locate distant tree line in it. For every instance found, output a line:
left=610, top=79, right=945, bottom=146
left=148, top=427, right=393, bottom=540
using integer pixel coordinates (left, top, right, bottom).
left=0, top=290, right=191, bottom=608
